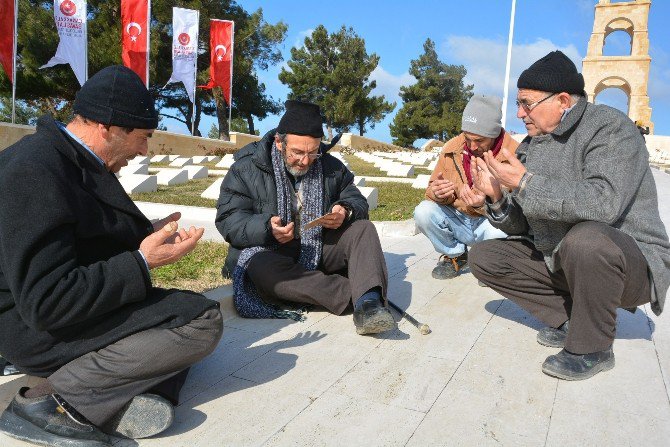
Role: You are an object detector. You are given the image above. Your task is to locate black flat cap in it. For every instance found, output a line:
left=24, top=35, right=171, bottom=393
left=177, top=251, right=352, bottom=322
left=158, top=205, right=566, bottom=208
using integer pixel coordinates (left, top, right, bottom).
left=276, top=100, right=324, bottom=138
left=74, top=65, right=158, bottom=129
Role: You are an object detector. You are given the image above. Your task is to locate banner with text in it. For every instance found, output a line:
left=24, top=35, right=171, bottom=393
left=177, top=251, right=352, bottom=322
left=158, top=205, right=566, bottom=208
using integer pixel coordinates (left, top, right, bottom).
left=121, top=0, right=150, bottom=86
left=41, top=0, right=88, bottom=86
left=165, top=7, right=198, bottom=104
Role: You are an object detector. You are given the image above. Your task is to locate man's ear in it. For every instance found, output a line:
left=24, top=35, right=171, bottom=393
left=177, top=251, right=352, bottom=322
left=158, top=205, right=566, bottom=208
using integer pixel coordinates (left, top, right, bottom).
left=274, top=134, right=283, bottom=151
left=558, top=92, right=573, bottom=109
left=98, top=123, right=112, bottom=141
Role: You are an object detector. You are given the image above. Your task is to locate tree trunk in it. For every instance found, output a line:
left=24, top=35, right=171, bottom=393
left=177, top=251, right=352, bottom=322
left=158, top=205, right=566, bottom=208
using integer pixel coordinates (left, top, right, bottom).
left=193, top=102, right=202, bottom=137
left=247, top=115, right=255, bottom=135
left=326, top=123, right=333, bottom=141
left=214, top=88, right=230, bottom=141
left=358, top=117, right=364, bottom=136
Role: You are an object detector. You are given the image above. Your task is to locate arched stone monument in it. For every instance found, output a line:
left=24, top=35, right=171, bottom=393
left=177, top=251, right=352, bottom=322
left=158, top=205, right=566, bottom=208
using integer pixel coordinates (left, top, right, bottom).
left=582, top=0, right=653, bottom=133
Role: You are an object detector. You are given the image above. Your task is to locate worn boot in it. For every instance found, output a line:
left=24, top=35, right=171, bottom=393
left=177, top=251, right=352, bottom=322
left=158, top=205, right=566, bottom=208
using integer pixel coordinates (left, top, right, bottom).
left=0, top=388, right=111, bottom=447
left=432, top=251, right=468, bottom=280
left=537, top=320, right=570, bottom=348
left=101, top=393, right=174, bottom=439
left=353, top=297, right=397, bottom=335
left=0, top=356, right=20, bottom=376
left=542, top=346, right=615, bottom=380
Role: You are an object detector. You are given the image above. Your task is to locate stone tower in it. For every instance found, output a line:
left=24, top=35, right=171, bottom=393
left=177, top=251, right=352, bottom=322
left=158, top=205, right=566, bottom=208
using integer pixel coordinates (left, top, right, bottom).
left=582, top=0, right=653, bottom=133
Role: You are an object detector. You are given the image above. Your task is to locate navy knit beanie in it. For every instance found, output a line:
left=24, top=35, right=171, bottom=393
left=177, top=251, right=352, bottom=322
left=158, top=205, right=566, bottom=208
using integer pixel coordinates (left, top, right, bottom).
left=276, top=100, right=324, bottom=138
left=517, top=50, right=585, bottom=95
left=74, top=65, right=158, bottom=129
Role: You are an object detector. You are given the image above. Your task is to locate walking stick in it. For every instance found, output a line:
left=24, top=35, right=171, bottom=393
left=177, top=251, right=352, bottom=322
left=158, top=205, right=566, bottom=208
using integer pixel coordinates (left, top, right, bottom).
left=386, top=299, right=431, bottom=335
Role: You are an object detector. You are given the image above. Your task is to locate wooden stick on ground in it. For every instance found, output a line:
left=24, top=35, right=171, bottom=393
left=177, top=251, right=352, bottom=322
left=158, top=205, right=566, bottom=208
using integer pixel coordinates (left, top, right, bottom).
left=386, top=299, right=431, bottom=335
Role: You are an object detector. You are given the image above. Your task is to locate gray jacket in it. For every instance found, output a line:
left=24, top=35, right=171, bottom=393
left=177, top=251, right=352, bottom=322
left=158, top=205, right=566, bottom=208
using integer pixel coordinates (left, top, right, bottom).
left=487, top=97, right=670, bottom=315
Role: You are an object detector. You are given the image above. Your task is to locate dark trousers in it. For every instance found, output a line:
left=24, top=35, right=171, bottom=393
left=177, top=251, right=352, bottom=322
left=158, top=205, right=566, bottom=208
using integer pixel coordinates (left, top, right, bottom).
left=470, top=221, right=651, bottom=354
left=247, top=220, right=388, bottom=315
left=47, top=308, right=223, bottom=426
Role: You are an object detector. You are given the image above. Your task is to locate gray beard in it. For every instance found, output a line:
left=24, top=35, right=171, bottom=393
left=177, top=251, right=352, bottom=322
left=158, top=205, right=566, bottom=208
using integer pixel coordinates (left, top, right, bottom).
left=283, top=157, right=309, bottom=177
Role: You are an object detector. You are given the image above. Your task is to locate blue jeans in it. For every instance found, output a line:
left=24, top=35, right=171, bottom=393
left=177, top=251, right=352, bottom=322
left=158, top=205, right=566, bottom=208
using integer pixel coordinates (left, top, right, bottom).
left=413, top=200, right=507, bottom=257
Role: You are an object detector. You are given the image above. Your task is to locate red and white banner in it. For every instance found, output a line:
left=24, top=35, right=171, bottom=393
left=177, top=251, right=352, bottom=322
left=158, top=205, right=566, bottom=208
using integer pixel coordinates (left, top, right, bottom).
left=41, top=0, right=88, bottom=86
left=200, top=19, right=234, bottom=106
left=165, top=7, right=198, bottom=104
left=0, top=0, right=16, bottom=83
left=121, top=0, right=150, bottom=86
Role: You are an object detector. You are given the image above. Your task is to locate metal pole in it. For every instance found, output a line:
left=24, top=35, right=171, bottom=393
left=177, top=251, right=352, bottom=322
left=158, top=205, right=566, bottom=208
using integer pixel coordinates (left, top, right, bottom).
left=501, top=0, right=516, bottom=129
left=145, top=0, right=151, bottom=88
left=228, top=20, right=234, bottom=136
left=84, top=0, right=88, bottom=82
left=191, top=9, right=199, bottom=135
left=11, top=0, right=18, bottom=123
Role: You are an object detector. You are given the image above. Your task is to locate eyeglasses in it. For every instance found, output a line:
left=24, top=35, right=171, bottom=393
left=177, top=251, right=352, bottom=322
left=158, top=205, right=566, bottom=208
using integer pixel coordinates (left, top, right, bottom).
left=516, top=93, right=556, bottom=112
left=287, top=148, right=322, bottom=161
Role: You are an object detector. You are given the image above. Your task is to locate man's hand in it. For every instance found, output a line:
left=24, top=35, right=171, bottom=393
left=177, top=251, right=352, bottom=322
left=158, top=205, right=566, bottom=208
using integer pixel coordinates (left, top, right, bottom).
left=472, top=158, right=503, bottom=202
left=430, top=172, right=456, bottom=201
left=459, top=183, right=486, bottom=208
left=271, top=216, right=294, bottom=244
left=322, top=205, right=347, bottom=229
left=482, top=149, right=526, bottom=190
left=140, top=221, right=204, bottom=269
left=152, top=212, right=181, bottom=232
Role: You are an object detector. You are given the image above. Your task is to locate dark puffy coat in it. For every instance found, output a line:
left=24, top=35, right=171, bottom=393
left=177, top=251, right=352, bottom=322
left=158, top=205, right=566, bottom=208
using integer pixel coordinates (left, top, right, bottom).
left=215, top=129, right=369, bottom=274
left=0, top=115, right=217, bottom=376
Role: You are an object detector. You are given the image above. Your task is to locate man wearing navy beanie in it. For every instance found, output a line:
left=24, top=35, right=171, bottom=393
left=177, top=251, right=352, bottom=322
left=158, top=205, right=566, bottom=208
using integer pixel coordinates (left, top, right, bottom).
left=469, top=50, right=670, bottom=381
left=0, top=66, right=223, bottom=445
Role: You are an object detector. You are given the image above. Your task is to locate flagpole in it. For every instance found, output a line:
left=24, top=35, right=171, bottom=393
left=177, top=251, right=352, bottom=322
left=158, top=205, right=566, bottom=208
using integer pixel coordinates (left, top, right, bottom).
left=84, top=0, right=88, bottom=82
left=228, top=20, right=234, bottom=136
left=145, top=0, right=151, bottom=88
left=501, top=0, right=516, bottom=129
left=190, top=9, right=199, bottom=136
left=11, top=0, right=18, bottom=123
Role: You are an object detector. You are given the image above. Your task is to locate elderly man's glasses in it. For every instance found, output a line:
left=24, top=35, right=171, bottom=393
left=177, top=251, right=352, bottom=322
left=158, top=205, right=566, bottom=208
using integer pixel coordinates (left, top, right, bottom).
left=516, top=93, right=556, bottom=112
left=287, top=148, right=322, bottom=161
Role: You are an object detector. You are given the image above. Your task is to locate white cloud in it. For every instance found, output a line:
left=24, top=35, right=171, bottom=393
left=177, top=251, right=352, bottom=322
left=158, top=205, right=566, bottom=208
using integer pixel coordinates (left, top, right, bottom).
left=369, top=65, right=415, bottom=105
left=294, top=29, right=314, bottom=49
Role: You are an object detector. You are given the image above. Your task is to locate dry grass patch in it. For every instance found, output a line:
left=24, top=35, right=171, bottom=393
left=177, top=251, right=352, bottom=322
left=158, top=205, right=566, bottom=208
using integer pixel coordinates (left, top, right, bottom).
left=130, top=176, right=217, bottom=208
left=151, top=241, right=230, bottom=293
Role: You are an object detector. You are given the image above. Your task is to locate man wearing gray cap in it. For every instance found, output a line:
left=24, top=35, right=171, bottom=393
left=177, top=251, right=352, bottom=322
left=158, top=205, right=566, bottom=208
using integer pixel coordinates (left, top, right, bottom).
left=0, top=66, right=223, bottom=446
left=414, top=95, right=519, bottom=279
left=469, top=50, right=670, bottom=380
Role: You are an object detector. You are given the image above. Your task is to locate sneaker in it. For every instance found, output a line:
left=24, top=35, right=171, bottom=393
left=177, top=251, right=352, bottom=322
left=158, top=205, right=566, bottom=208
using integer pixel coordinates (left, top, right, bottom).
left=542, top=346, right=615, bottom=380
left=432, top=251, right=468, bottom=279
left=537, top=320, right=569, bottom=348
left=101, top=393, right=174, bottom=439
left=0, top=388, right=111, bottom=447
left=353, top=297, right=397, bottom=335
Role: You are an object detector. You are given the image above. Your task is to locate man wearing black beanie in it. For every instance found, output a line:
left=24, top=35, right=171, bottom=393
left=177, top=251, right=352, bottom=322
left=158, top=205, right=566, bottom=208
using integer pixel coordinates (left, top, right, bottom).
left=468, top=50, right=670, bottom=381
left=216, top=100, right=397, bottom=335
left=0, top=66, right=223, bottom=446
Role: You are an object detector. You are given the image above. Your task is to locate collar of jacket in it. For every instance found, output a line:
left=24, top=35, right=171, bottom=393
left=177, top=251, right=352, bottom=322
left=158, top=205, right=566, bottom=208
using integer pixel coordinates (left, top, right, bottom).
left=36, top=115, right=149, bottom=223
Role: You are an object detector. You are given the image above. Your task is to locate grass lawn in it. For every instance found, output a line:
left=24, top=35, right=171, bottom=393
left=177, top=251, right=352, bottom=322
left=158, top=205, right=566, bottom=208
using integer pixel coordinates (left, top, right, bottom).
left=152, top=241, right=230, bottom=292
left=130, top=176, right=425, bottom=221
left=130, top=176, right=218, bottom=208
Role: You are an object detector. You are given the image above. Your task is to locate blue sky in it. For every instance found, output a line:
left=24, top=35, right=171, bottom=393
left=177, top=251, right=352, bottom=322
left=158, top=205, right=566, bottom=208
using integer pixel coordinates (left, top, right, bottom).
left=172, top=0, right=670, bottom=143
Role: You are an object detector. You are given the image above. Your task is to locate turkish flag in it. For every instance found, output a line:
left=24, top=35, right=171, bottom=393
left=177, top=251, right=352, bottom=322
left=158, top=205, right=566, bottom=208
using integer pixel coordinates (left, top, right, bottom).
left=0, top=0, right=15, bottom=83
left=200, top=19, right=233, bottom=105
left=121, top=0, right=149, bottom=85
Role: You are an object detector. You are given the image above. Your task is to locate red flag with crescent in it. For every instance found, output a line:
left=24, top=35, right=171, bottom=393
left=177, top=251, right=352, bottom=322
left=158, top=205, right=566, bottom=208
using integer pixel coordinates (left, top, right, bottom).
left=121, top=0, right=149, bottom=85
left=200, top=19, right=234, bottom=106
left=0, top=0, right=15, bottom=83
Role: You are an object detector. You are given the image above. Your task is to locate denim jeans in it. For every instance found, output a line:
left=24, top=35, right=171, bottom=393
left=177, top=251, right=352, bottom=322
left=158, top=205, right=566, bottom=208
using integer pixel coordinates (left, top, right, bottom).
left=413, top=200, right=507, bottom=257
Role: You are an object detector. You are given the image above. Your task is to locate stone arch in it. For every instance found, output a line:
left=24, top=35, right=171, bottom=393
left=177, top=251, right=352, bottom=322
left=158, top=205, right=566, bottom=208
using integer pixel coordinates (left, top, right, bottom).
left=582, top=0, right=653, bottom=132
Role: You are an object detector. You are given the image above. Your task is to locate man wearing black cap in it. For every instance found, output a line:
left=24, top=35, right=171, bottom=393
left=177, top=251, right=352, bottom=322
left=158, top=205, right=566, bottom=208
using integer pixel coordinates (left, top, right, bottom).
left=468, top=50, right=670, bottom=380
left=216, top=100, right=397, bottom=335
left=0, top=66, right=223, bottom=446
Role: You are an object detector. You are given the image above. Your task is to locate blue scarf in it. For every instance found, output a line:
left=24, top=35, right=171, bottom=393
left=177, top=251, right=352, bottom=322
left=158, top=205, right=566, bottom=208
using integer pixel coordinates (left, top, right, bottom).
left=232, top=143, right=324, bottom=320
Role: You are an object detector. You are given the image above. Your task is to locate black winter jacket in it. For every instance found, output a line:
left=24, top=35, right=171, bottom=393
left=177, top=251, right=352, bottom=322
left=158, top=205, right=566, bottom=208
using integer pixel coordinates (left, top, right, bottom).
left=215, top=129, right=368, bottom=275
left=0, top=115, right=217, bottom=375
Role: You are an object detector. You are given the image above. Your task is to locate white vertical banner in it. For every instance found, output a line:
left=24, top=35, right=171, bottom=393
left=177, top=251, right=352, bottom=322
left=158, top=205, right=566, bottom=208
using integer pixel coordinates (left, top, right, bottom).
left=166, top=7, right=198, bottom=104
left=40, top=0, right=88, bottom=86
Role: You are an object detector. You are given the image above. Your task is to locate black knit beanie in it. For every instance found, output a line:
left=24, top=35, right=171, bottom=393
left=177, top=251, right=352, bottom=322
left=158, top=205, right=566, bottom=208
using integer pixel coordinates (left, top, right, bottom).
left=74, top=65, right=158, bottom=129
left=276, top=100, right=324, bottom=138
left=517, top=50, right=585, bottom=95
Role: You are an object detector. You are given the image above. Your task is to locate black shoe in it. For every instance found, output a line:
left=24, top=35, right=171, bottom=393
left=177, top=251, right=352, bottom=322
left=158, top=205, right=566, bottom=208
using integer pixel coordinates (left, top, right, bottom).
left=542, top=346, right=615, bottom=380
left=537, top=320, right=569, bottom=348
left=0, top=388, right=111, bottom=447
left=353, top=298, right=397, bottom=335
left=1, top=357, right=21, bottom=376
left=477, top=280, right=489, bottom=288
left=432, top=252, right=468, bottom=279
left=101, top=393, right=174, bottom=439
